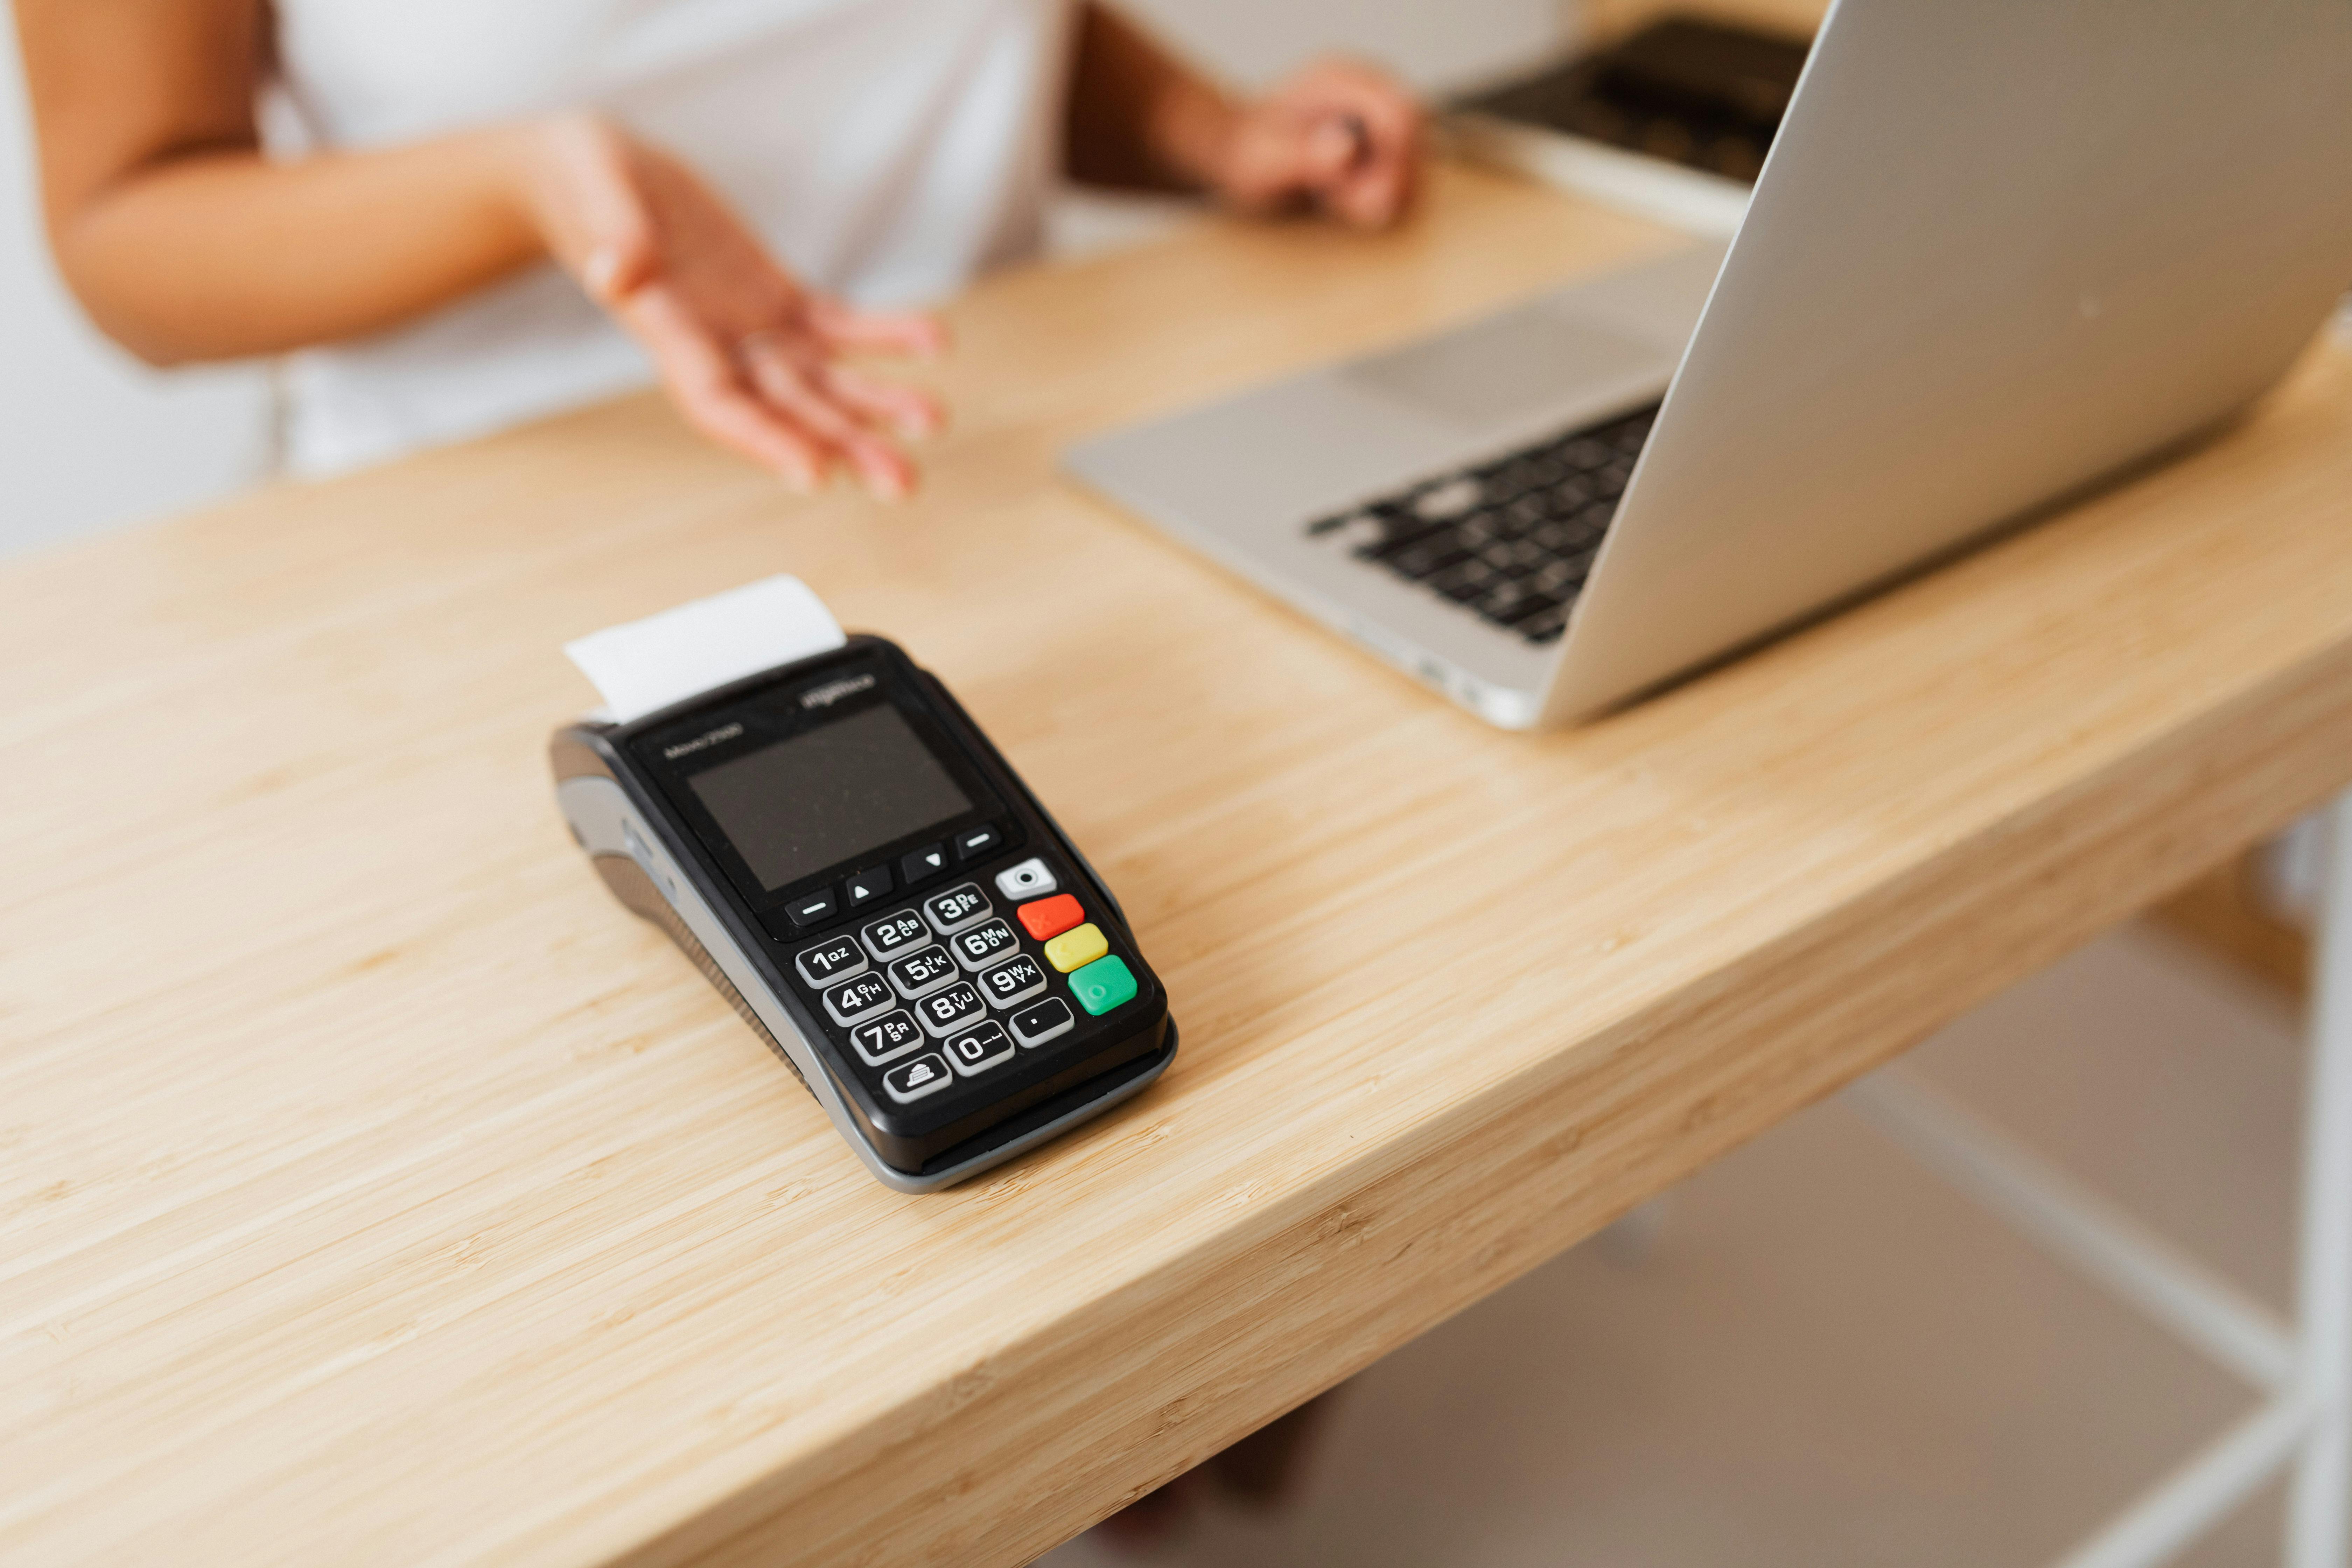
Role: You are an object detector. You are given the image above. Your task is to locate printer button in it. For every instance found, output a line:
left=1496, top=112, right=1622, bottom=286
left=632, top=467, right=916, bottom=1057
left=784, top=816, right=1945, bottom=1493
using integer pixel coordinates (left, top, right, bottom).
left=882, top=1053, right=955, bottom=1104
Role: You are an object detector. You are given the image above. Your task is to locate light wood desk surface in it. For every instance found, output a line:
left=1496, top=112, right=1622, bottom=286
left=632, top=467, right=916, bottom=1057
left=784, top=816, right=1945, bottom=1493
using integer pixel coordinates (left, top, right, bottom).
left=7, top=164, right=2352, bottom=1567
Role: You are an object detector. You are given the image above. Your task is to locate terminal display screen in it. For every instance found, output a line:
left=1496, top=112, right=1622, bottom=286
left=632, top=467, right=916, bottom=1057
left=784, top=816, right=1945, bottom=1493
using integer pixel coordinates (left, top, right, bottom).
left=686, top=705, right=971, bottom=891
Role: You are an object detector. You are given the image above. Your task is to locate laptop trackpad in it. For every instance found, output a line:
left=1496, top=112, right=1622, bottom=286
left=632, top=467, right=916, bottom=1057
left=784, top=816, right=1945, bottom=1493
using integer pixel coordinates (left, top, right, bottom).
left=1341, top=304, right=1674, bottom=433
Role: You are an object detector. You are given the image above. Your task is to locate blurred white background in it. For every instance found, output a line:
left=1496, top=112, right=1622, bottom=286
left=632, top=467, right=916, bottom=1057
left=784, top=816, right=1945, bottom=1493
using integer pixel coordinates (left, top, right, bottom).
left=0, top=0, right=1574, bottom=558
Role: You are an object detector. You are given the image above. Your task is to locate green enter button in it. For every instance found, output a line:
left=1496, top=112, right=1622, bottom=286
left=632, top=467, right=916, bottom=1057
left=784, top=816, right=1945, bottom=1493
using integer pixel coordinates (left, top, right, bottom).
left=1068, top=955, right=1138, bottom=1016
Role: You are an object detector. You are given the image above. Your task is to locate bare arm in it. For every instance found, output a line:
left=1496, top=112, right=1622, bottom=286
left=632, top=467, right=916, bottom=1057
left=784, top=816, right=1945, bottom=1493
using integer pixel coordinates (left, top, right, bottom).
left=15, top=0, right=545, bottom=363
left=1065, top=3, right=1422, bottom=227
left=1063, top=4, right=1238, bottom=193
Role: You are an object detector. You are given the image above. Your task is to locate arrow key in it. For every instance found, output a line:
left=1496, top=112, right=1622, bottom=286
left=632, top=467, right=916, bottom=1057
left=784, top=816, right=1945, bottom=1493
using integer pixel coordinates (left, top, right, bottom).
left=899, top=842, right=950, bottom=886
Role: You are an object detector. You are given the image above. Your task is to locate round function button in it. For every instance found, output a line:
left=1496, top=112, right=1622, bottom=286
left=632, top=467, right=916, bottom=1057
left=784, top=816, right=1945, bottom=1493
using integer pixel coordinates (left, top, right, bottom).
left=994, top=858, right=1057, bottom=901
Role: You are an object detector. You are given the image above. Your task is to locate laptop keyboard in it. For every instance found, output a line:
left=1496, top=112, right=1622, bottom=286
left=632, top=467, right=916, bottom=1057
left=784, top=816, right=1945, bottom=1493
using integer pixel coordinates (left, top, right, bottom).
left=1304, top=400, right=1659, bottom=645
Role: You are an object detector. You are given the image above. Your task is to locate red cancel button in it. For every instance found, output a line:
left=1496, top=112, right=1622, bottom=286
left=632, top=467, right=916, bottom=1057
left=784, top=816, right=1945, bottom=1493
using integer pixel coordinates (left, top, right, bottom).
left=1017, top=894, right=1084, bottom=942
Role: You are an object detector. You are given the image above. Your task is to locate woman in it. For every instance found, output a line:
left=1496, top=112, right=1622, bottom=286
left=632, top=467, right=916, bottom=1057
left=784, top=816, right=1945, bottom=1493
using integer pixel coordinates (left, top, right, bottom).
left=14, top=1, right=1419, bottom=496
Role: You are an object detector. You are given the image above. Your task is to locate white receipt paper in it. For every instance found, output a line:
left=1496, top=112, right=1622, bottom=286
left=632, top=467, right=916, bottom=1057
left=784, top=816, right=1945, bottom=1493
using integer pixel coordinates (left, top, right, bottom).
left=564, top=574, right=846, bottom=724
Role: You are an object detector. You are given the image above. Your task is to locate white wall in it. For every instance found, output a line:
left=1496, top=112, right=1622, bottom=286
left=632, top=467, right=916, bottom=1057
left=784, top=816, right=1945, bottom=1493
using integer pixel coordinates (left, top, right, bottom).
left=1121, top=0, right=1569, bottom=93
left=0, top=2, right=1572, bottom=560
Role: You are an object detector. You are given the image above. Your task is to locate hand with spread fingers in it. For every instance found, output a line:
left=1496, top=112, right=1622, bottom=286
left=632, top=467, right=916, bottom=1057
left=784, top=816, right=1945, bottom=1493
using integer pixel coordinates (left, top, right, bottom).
left=519, top=115, right=945, bottom=498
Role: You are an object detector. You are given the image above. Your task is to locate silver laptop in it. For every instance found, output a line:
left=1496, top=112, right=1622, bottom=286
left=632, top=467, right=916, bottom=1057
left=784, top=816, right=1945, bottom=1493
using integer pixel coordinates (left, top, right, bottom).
left=1065, top=0, right=2352, bottom=729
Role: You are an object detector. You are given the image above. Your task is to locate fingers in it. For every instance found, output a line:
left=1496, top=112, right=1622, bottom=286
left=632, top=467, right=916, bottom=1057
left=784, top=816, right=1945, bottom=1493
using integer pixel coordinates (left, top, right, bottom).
left=740, top=336, right=918, bottom=500
left=622, top=283, right=942, bottom=498
left=805, top=298, right=951, bottom=359
left=818, top=364, right=945, bottom=441
left=622, top=285, right=827, bottom=488
left=1240, top=60, right=1423, bottom=229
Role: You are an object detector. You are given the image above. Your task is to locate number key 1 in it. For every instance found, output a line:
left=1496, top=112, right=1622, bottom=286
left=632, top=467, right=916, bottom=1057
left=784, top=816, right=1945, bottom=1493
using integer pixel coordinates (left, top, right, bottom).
left=794, top=933, right=867, bottom=988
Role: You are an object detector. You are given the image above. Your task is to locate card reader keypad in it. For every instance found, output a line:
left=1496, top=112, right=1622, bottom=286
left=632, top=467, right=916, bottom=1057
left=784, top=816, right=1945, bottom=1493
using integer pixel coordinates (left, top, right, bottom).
left=784, top=852, right=1155, bottom=1109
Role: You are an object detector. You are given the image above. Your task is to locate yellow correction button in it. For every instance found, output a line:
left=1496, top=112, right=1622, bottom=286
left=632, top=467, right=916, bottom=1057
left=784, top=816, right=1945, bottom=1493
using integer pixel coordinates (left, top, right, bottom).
left=1043, top=922, right=1109, bottom=973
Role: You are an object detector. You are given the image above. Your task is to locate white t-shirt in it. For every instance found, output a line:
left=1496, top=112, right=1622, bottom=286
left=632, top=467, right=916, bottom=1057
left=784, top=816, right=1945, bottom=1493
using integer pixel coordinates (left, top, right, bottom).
left=268, top=0, right=1072, bottom=475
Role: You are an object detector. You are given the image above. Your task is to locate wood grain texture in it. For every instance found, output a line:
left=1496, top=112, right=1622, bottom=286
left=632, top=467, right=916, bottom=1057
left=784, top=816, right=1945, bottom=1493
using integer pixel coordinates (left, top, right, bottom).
left=6, top=162, right=2352, bottom=1567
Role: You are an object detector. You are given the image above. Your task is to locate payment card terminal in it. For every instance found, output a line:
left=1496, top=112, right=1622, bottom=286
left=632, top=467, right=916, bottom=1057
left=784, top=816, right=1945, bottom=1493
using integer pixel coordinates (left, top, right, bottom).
left=552, top=624, right=1176, bottom=1192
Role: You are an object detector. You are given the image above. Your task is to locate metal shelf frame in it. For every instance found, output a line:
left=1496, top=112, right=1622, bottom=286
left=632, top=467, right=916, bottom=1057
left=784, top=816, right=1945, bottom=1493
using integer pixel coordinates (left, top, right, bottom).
left=1842, top=795, right=2352, bottom=1568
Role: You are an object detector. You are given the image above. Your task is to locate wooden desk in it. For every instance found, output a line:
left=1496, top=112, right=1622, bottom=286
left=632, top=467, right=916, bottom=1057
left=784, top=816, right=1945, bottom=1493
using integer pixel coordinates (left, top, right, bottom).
left=7, top=163, right=2352, bottom=1567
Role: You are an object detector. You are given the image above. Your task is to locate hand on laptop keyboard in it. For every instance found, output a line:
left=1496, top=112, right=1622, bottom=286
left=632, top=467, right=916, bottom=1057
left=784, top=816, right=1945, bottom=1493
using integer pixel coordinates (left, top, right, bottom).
left=1307, top=400, right=1659, bottom=644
